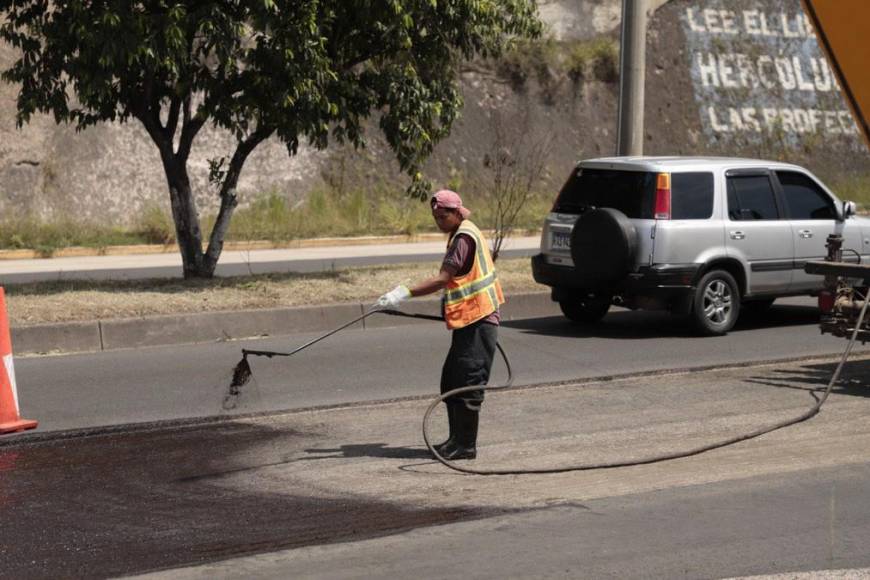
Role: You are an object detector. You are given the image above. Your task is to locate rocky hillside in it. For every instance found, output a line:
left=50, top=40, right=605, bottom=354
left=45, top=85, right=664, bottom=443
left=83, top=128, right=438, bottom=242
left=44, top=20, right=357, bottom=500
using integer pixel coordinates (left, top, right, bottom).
left=645, top=0, right=868, bottom=174
left=0, top=0, right=866, bottom=225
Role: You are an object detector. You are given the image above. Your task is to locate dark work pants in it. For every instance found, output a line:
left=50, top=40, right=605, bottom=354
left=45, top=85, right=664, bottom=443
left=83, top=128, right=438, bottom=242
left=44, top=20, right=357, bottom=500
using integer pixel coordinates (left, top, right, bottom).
left=440, top=320, right=498, bottom=411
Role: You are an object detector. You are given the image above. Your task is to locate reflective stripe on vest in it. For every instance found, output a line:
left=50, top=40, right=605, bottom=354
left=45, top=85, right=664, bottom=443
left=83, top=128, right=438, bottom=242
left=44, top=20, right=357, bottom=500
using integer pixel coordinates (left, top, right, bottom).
left=445, top=271, right=499, bottom=304
left=443, top=220, right=505, bottom=329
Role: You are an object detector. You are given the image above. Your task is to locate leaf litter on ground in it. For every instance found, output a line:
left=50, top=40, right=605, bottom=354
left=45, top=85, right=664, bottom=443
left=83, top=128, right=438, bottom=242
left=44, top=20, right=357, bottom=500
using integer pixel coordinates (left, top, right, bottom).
left=4, top=259, right=539, bottom=325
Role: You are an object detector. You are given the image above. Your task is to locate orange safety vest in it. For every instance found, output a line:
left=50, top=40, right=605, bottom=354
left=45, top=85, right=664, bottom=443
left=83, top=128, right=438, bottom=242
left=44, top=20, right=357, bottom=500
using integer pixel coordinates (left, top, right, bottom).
left=443, top=220, right=505, bottom=330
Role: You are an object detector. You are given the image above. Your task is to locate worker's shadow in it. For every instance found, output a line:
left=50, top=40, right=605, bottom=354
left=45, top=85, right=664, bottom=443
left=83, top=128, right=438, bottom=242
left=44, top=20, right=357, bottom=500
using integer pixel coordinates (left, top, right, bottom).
left=301, top=443, right=434, bottom=461
left=177, top=443, right=435, bottom=482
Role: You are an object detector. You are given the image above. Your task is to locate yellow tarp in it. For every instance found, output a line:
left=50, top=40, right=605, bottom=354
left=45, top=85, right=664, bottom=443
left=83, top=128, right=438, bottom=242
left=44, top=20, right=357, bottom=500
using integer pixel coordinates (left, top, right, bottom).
left=802, top=0, right=870, bottom=150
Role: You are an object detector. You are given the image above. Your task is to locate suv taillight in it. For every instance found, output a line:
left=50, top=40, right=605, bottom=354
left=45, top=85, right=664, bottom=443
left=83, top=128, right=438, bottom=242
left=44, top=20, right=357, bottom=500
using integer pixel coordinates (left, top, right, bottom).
left=654, top=173, right=671, bottom=219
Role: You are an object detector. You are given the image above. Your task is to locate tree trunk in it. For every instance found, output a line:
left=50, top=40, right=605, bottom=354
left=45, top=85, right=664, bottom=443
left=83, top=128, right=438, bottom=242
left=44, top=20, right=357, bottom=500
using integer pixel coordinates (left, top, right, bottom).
left=136, top=103, right=213, bottom=279
left=163, top=160, right=210, bottom=278
left=202, top=128, right=274, bottom=275
left=136, top=98, right=270, bottom=278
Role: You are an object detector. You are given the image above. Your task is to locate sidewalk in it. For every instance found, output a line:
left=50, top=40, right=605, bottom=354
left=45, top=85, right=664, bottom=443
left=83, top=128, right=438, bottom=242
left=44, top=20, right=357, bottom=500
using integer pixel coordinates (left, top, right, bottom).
left=0, top=235, right=542, bottom=284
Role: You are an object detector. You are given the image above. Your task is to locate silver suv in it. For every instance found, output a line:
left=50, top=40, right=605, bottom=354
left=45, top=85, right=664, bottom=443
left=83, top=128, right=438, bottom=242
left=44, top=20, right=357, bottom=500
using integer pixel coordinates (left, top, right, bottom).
left=531, top=156, right=866, bottom=335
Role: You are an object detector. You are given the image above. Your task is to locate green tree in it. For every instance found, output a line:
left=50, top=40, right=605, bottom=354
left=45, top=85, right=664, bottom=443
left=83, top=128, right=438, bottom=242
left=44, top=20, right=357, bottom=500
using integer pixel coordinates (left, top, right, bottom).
left=1, top=1, right=540, bottom=278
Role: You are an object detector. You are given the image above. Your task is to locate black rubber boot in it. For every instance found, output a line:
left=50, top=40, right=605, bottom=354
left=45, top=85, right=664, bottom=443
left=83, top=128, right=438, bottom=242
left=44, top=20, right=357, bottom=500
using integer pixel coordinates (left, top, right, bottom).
left=433, top=401, right=458, bottom=455
left=439, top=405, right=478, bottom=460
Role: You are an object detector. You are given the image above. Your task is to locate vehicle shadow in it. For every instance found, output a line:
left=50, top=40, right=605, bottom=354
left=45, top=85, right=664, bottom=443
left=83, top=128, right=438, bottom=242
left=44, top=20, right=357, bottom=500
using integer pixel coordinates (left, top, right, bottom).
left=745, top=358, right=870, bottom=399
left=733, top=303, right=820, bottom=331
left=502, top=303, right=819, bottom=340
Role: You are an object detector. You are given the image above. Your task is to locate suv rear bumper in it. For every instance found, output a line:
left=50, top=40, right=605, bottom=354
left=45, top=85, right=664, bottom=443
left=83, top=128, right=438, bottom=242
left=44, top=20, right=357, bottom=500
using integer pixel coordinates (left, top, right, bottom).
left=531, top=254, right=700, bottom=301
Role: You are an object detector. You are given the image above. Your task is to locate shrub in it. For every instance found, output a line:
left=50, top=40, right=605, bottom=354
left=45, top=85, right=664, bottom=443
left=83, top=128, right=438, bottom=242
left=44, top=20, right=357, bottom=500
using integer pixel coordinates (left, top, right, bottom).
left=135, top=202, right=175, bottom=245
left=567, top=38, right=619, bottom=84
left=496, top=38, right=558, bottom=90
left=828, top=174, right=870, bottom=211
left=0, top=215, right=142, bottom=254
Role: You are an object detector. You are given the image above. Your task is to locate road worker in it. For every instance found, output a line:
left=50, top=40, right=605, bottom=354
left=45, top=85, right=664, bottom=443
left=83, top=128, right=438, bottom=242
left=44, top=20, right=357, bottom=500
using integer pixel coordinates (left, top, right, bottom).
left=377, top=189, right=504, bottom=460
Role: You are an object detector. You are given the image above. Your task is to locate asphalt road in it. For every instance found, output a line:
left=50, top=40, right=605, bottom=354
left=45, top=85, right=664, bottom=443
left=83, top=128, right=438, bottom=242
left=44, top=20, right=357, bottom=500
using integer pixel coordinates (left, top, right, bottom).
left=135, top=464, right=870, bottom=580
left=5, top=355, right=870, bottom=578
left=13, top=296, right=868, bottom=433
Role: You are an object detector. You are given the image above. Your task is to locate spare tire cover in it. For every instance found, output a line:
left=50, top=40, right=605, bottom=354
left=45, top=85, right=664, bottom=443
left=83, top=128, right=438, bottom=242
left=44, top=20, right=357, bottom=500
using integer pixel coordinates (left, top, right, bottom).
left=569, top=207, right=638, bottom=286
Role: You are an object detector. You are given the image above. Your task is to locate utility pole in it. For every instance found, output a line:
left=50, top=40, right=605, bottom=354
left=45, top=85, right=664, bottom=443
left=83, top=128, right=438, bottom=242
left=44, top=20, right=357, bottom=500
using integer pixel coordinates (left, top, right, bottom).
left=616, top=0, right=648, bottom=156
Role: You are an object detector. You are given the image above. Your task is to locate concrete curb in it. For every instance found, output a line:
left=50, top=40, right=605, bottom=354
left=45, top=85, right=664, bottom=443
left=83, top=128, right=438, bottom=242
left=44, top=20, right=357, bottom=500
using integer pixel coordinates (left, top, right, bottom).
left=10, top=291, right=558, bottom=356
left=10, top=320, right=104, bottom=355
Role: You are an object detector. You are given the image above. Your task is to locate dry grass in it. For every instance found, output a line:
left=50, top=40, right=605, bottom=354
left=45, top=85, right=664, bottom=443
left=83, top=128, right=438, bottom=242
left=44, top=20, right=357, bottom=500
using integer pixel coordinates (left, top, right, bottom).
left=4, top=259, right=541, bottom=325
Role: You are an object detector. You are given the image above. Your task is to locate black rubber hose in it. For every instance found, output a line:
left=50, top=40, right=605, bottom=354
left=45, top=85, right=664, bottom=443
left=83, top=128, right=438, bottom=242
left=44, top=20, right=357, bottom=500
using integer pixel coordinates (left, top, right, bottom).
left=427, top=297, right=870, bottom=475
left=239, top=304, right=866, bottom=476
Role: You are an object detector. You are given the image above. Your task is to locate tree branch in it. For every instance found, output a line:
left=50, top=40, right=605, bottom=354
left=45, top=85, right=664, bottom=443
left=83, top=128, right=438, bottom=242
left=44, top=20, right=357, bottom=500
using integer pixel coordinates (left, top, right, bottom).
left=133, top=95, right=173, bottom=163
left=176, top=96, right=205, bottom=163
left=339, top=26, right=400, bottom=70
left=165, top=94, right=181, bottom=141
left=203, top=127, right=274, bottom=269
left=225, top=127, right=273, bottom=188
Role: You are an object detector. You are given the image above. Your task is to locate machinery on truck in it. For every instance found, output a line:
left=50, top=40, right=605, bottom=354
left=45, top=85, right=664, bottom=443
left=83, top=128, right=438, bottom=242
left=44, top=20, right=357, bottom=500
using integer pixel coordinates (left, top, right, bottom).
left=801, top=0, right=870, bottom=339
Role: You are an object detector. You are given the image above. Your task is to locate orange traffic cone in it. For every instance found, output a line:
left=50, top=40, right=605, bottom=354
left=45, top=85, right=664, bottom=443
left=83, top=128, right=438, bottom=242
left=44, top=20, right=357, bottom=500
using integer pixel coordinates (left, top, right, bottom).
left=0, top=287, right=37, bottom=434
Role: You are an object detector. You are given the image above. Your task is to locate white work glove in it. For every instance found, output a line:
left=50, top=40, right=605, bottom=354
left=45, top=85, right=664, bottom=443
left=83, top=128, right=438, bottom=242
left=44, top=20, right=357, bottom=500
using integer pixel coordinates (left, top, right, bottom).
left=376, top=285, right=411, bottom=308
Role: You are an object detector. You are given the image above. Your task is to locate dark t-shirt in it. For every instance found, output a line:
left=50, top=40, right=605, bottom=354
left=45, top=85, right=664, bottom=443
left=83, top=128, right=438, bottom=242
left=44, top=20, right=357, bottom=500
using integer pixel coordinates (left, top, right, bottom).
left=441, top=233, right=500, bottom=325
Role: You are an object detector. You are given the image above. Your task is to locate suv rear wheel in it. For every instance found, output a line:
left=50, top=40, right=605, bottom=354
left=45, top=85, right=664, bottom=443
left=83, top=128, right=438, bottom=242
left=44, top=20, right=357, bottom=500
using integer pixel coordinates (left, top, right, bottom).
left=691, top=270, right=740, bottom=335
left=559, top=293, right=611, bottom=324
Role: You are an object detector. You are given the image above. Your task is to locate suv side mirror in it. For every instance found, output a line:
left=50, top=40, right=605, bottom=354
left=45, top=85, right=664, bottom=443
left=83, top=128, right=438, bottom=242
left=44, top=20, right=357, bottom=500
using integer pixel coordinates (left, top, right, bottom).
left=834, top=201, right=856, bottom=222
left=834, top=200, right=855, bottom=222
left=843, top=201, right=857, bottom=219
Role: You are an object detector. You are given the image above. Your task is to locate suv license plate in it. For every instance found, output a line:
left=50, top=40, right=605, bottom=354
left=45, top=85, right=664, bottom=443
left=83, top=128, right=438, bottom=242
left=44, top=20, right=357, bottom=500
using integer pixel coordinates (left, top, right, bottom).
left=551, top=231, right=571, bottom=250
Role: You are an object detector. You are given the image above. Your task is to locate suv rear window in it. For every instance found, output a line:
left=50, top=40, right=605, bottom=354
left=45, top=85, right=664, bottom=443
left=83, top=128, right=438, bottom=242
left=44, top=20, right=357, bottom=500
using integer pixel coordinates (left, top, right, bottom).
left=553, top=168, right=655, bottom=218
left=672, top=172, right=714, bottom=219
left=727, top=174, right=780, bottom=220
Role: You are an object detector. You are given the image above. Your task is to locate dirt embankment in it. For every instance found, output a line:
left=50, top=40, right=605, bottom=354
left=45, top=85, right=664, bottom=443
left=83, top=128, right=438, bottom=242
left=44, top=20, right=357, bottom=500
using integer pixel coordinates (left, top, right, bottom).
left=0, top=0, right=866, bottom=226
left=645, top=0, right=869, bottom=183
